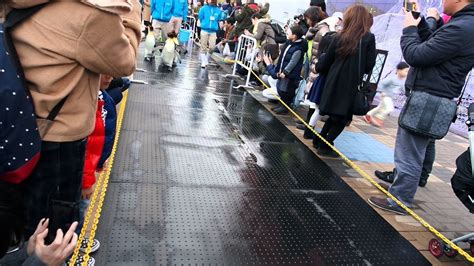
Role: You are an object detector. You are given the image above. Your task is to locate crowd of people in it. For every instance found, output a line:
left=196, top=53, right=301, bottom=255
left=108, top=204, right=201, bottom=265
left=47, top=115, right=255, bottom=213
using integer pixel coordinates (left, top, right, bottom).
left=0, top=0, right=474, bottom=265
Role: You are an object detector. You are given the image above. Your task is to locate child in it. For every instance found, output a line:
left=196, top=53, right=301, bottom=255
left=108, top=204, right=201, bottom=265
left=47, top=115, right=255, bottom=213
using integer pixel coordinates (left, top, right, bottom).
left=364, top=62, right=410, bottom=127
left=263, top=25, right=307, bottom=114
left=76, top=75, right=129, bottom=264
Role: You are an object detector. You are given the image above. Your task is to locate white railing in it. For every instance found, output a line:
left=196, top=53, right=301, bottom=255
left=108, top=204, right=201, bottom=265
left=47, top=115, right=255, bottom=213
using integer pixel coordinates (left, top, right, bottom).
left=225, top=35, right=258, bottom=89
left=188, top=16, right=197, bottom=42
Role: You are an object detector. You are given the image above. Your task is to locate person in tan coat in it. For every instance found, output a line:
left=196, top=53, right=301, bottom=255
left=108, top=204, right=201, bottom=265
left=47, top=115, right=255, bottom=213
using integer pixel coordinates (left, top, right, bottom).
left=2, top=0, right=141, bottom=241
left=244, top=13, right=276, bottom=48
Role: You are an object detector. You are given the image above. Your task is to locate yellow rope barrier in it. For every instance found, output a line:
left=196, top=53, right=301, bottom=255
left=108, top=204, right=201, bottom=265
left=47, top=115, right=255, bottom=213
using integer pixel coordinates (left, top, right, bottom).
left=69, top=91, right=129, bottom=266
left=221, top=56, right=474, bottom=262
left=69, top=54, right=473, bottom=264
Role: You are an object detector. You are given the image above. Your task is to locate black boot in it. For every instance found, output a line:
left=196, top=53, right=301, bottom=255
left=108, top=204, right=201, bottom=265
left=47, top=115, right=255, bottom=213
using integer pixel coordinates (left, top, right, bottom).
left=304, top=126, right=314, bottom=139
left=274, top=106, right=289, bottom=114
left=418, top=178, right=428, bottom=187
left=375, top=170, right=395, bottom=183
left=271, top=104, right=282, bottom=111
left=312, top=135, right=323, bottom=149
left=317, top=141, right=339, bottom=158
left=298, top=108, right=315, bottom=130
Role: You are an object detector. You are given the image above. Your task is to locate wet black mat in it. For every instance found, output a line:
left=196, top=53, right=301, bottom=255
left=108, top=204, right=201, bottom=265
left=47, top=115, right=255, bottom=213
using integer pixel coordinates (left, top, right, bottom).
left=95, top=46, right=429, bottom=265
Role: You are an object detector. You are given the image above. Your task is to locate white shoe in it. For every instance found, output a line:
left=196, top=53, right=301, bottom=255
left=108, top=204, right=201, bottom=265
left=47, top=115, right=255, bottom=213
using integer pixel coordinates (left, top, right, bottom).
left=79, top=238, right=101, bottom=253
left=200, top=53, right=208, bottom=68
left=66, top=254, right=95, bottom=266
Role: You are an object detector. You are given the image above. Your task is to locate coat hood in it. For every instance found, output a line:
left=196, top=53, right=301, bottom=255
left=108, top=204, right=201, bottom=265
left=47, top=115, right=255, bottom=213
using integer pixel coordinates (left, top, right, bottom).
left=318, top=16, right=340, bottom=32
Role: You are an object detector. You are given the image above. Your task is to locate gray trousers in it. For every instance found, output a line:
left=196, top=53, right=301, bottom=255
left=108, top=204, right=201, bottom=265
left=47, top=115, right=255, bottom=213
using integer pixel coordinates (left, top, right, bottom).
left=392, top=138, right=435, bottom=181
left=389, top=127, right=432, bottom=207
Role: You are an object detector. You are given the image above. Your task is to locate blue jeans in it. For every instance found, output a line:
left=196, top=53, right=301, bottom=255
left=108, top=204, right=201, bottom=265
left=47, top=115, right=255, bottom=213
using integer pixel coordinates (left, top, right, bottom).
left=389, top=127, right=431, bottom=207
left=76, top=199, right=91, bottom=235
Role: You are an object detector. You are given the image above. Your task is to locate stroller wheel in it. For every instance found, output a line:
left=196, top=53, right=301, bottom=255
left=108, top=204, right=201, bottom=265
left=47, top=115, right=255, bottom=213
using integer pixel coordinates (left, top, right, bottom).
left=443, top=244, right=458, bottom=258
left=429, top=238, right=444, bottom=258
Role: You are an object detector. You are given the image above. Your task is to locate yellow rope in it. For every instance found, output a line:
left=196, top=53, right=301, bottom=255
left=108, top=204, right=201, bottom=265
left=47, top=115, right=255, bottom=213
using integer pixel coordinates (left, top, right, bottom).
left=222, top=56, right=474, bottom=262
left=69, top=54, right=473, bottom=263
left=69, top=91, right=129, bottom=265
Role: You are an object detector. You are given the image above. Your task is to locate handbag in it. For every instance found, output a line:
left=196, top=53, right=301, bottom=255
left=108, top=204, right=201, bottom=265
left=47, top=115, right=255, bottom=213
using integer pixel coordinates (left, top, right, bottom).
left=398, top=66, right=468, bottom=139
left=223, top=43, right=231, bottom=57
left=398, top=90, right=459, bottom=139
left=352, top=39, right=370, bottom=116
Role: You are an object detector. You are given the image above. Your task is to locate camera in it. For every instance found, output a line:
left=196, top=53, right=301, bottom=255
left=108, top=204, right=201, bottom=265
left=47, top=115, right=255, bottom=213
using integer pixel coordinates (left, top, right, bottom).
left=294, top=14, right=304, bottom=21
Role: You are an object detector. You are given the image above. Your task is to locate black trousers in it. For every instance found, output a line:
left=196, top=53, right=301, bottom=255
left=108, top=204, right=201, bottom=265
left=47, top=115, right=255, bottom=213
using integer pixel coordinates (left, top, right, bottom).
left=277, top=79, right=299, bottom=107
left=21, top=139, right=86, bottom=240
left=451, top=149, right=474, bottom=213
left=319, top=115, right=349, bottom=144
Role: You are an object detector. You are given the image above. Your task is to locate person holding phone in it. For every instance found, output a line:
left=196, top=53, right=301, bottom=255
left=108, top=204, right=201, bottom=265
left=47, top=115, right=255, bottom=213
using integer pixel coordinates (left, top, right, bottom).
left=369, top=0, right=474, bottom=215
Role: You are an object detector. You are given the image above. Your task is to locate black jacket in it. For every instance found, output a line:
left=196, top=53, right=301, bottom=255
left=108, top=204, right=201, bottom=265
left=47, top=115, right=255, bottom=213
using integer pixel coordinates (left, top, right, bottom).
left=316, top=33, right=376, bottom=117
left=401, top=4, right=474, bottom=99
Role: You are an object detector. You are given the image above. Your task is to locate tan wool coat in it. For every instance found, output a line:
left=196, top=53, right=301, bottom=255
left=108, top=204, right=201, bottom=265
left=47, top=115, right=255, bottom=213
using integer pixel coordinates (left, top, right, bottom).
left=2, top=0, right=141, bottom=141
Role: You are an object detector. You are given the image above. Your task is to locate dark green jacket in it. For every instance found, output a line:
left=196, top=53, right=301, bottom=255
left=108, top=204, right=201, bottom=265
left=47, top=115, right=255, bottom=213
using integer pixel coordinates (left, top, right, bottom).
left=230, top=3, right=269, bottom=40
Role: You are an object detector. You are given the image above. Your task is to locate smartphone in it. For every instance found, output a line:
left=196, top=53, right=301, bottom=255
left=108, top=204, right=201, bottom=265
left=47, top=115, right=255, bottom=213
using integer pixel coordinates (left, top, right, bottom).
left=46, top=199, right=78, bottom=245
left=404, top=0, right=421, bottom=19
left=404, top=0, right=416, bottom=11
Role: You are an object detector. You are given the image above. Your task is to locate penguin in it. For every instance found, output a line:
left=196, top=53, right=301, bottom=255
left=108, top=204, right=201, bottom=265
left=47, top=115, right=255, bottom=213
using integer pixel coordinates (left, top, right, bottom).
left=144, top=26, right=156, bottom=61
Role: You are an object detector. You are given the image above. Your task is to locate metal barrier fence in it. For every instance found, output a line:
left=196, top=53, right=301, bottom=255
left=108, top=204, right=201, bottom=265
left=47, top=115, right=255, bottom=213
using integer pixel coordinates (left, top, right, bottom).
left=181, top=16, right=197, bottom=43
left=224, top=35, right=257, bottom=90
left=188, top=16, right=197, bottom=42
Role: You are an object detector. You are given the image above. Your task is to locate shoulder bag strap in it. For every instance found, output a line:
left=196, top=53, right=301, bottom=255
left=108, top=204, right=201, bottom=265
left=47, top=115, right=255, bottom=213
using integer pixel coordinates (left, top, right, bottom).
left=457, top=69, right=472, bottom=106
left=358, top=39, right=362, bottom=91
left=46, top=97, right=68, bottom=121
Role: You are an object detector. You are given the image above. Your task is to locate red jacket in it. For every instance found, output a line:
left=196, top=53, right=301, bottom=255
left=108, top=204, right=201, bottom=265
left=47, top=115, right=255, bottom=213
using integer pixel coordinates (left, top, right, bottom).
left=82, top=93, right=106, bottom=189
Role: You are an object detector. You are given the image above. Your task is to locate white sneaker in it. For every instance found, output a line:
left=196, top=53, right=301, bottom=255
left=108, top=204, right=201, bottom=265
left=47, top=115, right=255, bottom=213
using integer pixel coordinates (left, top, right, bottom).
left=200, top=53, right=208, bottom=68
left=79, top=238, right=100, bottom=253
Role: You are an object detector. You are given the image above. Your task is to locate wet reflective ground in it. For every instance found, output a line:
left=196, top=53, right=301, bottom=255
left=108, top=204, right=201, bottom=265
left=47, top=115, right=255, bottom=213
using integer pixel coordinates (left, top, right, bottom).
left=95, top=48, right=429, bottom=265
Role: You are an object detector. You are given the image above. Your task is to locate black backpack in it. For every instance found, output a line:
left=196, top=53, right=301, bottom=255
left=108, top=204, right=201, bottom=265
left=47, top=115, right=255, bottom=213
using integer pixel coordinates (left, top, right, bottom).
left=1, top=5, right=66, bottom=184
left=267, top=21, right=287, bottom=44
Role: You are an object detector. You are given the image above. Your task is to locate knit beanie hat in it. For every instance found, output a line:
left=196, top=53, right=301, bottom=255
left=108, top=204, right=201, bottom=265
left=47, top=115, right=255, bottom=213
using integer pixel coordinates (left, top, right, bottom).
left=310, top=0, right=326, bottom=12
